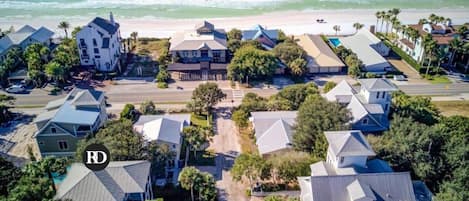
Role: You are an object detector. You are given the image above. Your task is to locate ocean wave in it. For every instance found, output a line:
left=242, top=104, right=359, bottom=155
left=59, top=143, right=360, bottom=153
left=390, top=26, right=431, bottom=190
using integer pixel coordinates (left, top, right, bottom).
left=0, top=0, right=294, bottom=9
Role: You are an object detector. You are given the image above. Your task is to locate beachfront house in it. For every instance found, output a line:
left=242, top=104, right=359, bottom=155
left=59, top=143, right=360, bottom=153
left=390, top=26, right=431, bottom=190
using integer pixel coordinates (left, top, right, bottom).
left=0, top=25, right=54, bottom=63
left=250, top=111, right=297, bottom=156
left=54, top=161, right=153, bottom=201
left=297, top=34, right=346, bottom=73
left=340, top=29, right=391, bottom=73
left=34, top=88, right=107, bottom=157
left=242, top=24, right=278, bottom=50
left=297, top=130, right=433, bottom=201
left=133, top=114, right=191, bottom=184
left=168, top=21, right=228, bottom=80
left=324, top=78, right=397, bottom=132
left=396, top=22, right=460, bottom=64
left=76, top=12, right=122, bottom=72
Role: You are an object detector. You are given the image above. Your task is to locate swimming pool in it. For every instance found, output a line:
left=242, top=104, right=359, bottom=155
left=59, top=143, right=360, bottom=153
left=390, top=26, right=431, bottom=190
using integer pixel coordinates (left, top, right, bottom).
left=329, top=38, right=342, bottom=47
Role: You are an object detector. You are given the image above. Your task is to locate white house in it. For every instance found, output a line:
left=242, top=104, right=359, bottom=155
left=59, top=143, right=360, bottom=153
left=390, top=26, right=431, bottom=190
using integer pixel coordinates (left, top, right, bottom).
left=133, top=114, right=191, bottom=184
left=76, top=13, right=122, bottom=72
left=297, top=130, right=433, bottom=201
left=396, top=23, right=458, bottom=64
left=324, top=78, right=397, bottom=132
left=340, top=29, right=391, bottom=73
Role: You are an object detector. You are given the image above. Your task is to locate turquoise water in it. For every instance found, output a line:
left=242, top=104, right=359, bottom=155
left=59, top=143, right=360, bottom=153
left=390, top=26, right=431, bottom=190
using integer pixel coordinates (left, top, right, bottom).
left=0, top=0, right=468, bottom=20
left=329, top=38, right=342, bottom=47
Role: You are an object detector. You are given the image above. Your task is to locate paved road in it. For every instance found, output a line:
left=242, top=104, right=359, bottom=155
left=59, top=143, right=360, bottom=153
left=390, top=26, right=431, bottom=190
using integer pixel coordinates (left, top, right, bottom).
left=398, top=83, right=469, bottom=96
left=4, top=83, right=469, bottom=107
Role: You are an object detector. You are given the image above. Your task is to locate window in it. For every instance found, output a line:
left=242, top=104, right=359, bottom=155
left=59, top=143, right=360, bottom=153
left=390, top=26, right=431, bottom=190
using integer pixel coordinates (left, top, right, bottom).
left=340, top=157, right=344, bottom=163
left=106, top=62, right=111, bottom=70
left=192, top=50, right=197, bottom=56
left=58, top=141, right=68, bottom=150
left=385, top=104, right=389, bottom=111
left=376, top=92, right=380, bottom=99
left=362, top=118, right=369, bottom=125
left=172, top=144, right=176, bottom=149
left=38, top=141, right=45, bottom=146
left=93, top=39, right=97, bottom=46
left=382, top=91, right=386, bottom=99
left=51, top=127, right=57, bottom=133
left=94, top=55, right=101, bottom=58
left=94, top=48, right=99, bottom=54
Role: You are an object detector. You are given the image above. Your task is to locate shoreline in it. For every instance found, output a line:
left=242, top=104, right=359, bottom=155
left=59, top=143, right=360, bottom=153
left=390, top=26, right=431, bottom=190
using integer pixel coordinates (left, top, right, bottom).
left=1, top=8, right=468, bottom=38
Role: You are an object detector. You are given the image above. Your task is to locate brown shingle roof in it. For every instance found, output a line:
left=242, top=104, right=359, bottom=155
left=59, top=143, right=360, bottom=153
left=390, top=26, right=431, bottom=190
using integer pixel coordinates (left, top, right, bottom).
left=400, top=38, right=415, bottom=49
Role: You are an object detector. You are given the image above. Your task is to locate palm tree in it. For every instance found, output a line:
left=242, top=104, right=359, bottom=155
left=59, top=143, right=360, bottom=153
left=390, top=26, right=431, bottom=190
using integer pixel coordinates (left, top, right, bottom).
left=333, top=25, right=341, bottom=36
left=130, top=32, right=138, bottom=46
left=353, top=22, right=364, bottom=33
left=58, top=21, right=70, bottom=38
left=379, top=11, right=386, bottom=32
left=434, top=48, right=446, bottom=73
left=463, top=43, right=469, bottom=73
left=384, top=13, right=392, bottom=35
left=418, top=18, right=428, bottom=25
left=429, top=13, right=437, bottom=23
left=424, top=39, right=437, bottom=76
left=390, top=17, right=399, bottom=35
left=421, top=33, right=434, bottom=65
left=391, top=8, right=401, bottom=17
left=449, top=38, right=462, bottom=66
left=375, top=11, right=381, bottom=32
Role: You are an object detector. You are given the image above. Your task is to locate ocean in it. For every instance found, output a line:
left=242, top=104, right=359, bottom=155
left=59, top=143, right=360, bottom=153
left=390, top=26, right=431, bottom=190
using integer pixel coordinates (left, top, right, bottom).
left=0, top=0, right=468, bottom=20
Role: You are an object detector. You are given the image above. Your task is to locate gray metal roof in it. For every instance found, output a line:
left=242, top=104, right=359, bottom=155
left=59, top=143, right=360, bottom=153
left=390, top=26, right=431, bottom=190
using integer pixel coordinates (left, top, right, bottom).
left=358, top=78, right=398, bottom=92
left=169, top=21, right=227, bottom=51
left=298, top=172, right=417, bottom=201
left=35, top=88, right=104, bottom=128
left=134, top=114, right=191, bottom=126
left=250, top=111, right=297, bottom=138
left=91, top=17, right=120, bottom=34
left=142, top=118, right=182, bottom=144
left=30, top=27, right=54, bottom=42
left=340, top=32, right=390, bottom=70
left=251, top=111, right=297, bottom=155
left=325, top=130, right=375, bottom=157
left=0, top=25, right=54, bottom=54
left=256, top=119, right=294, bottom=155
left=55, top=161, right=150, bottom=201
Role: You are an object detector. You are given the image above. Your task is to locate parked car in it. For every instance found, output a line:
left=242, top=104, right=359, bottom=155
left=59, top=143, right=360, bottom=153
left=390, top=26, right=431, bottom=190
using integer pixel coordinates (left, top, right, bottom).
left=6, top=85, right=26, bottom=93
left=393, top=75, right=407, bottom=81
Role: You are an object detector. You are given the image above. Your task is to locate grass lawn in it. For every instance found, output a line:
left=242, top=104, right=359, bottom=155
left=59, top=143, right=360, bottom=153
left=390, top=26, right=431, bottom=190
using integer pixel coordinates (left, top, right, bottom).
left=187, top=150, right=216, bottom=166
left=191, top=112, right=212, bottom=127
left=433, top=101, right=469, bottom=117
left=238, top=124, right=258, bottom=154
left=428, top=75, right=452, bottom=84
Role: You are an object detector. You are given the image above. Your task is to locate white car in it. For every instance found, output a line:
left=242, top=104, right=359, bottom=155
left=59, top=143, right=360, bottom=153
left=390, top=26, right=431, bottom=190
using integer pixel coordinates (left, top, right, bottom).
left=6, top=85, right=26, bottom=93
left=393, top=75, right=407, bottom=81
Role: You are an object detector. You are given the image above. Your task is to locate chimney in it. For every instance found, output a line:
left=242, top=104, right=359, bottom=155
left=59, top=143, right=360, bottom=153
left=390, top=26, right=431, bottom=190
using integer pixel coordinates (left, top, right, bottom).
left=110, top=12, right=115, bottom=25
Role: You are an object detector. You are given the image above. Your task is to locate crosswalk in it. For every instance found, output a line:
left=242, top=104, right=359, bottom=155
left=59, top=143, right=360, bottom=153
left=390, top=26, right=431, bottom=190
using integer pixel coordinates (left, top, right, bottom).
left=231, top=89, right=244, bottom=102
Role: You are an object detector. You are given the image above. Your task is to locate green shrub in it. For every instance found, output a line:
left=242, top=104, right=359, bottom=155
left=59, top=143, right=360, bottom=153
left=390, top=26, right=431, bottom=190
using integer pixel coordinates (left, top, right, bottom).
left=245, top=189, right=251, bottom=197
left=157, top=82, right=168, bottom=89
left=323, top=81, right=337, bottom=93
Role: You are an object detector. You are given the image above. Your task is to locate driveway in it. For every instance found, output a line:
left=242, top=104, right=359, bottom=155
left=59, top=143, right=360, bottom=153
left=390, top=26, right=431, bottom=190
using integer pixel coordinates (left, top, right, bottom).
left=207, top=108, right=248, bottom=201
left=388, top=59, right=429, bottom=85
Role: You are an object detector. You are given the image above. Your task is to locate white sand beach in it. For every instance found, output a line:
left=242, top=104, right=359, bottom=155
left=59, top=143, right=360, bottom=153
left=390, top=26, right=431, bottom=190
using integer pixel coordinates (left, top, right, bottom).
left=1, top=9, right=469, bottom=38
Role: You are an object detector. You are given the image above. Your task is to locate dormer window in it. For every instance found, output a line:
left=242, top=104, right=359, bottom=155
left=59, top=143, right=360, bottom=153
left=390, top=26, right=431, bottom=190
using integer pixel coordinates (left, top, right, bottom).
left=51, top=127, right=57, bottom=133
left=362, top=118, right=369, bottom=125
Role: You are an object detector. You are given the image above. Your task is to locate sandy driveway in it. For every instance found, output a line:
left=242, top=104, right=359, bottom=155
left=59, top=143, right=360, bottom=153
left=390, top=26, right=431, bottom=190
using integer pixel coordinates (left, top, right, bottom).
left=207, top=108, right=248, bottom=201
